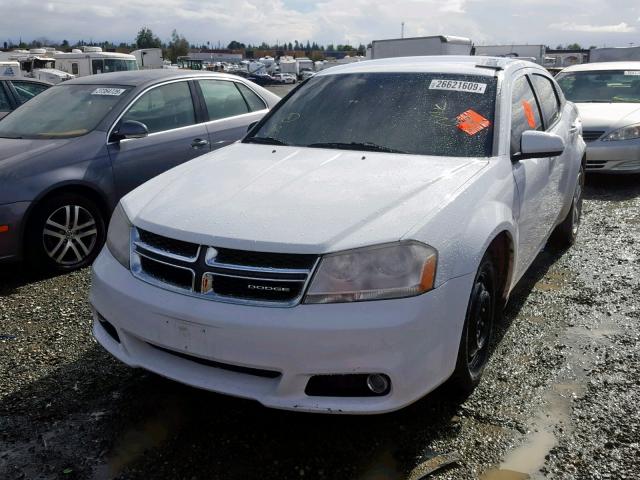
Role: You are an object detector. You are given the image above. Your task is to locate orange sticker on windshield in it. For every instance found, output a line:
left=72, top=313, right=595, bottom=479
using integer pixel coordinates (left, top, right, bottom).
left=522, top=100, right=537, bottom=128
left=456, top=109, right=491, bottom=136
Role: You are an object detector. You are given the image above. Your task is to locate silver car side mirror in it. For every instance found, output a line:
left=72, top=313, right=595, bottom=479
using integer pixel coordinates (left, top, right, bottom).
left=516, top=130, right=565, bottom=160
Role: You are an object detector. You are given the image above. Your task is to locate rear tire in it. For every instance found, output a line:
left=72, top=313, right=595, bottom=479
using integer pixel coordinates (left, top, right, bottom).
left=26, top=193, right=106, bottom=272
left=448, top=252, right=498, bottom=395
left=551, top=163, right=584, bottom=248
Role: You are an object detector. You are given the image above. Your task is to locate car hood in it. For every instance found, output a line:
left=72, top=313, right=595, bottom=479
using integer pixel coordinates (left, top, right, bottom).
left=575, top=103, right=640, bottom=131
left=125, top=143, right=489, bottom=253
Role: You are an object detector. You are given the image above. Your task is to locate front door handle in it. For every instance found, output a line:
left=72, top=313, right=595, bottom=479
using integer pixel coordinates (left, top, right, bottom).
left=191, top=138, right=209, bottom=149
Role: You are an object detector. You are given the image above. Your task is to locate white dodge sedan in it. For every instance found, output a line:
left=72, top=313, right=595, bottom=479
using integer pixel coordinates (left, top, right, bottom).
left=90, top=56, right=585, bottom=414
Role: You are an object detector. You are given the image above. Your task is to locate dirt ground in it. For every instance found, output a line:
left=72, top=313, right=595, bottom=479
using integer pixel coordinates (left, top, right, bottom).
left=1, top=174, right=638, bottom=480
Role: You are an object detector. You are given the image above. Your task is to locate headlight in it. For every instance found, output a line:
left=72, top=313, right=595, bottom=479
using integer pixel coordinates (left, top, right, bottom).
left=602, top=123, right=640, bottom=141
left=106, top=203, right=132, bottom=269
left=304, top=242, right=437, bottom=304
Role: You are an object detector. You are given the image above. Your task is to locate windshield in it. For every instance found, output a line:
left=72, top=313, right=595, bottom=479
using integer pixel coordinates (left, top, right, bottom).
left=556, top=70, right=640, bottom=103
left=245, top=73, right=497, bottom=157
left=0, top=84, right=132, bottom=139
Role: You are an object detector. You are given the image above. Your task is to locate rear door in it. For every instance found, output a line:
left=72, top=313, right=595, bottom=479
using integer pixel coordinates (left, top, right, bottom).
left=107, top=79, right=210, bottom=198
left=195, top=79, right=269, bottom=150
left=509, top=73, right=554, bottom=278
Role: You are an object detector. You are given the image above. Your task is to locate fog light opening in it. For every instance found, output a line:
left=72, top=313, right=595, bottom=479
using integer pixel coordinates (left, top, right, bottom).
left=366, top=374, right=390, bottom=395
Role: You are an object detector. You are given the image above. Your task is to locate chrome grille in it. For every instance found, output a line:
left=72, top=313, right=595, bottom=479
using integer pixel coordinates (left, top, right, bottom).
left=131, top=228, right=319, bottom=307
left=582, top=130, right=605, bottom=142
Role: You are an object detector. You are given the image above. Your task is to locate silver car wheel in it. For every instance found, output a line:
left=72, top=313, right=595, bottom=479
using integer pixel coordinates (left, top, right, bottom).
left=42, top=205, right=98, bottom=266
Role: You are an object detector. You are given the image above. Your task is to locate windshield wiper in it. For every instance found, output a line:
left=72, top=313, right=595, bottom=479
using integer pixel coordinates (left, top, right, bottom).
left=307, top=142, right=407, bottom=154
left=244, top=136, right=289, bottom=146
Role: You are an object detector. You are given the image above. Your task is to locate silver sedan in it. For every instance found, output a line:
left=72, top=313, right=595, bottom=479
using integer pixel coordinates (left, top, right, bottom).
left=557, top=61, right=640, bottom=173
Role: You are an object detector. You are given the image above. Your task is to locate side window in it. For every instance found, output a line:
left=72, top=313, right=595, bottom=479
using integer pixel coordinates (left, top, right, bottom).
left=71, top=63, right=79, bottom=75
left=236, top=83, right=267, bottom=112
left=92, top=59, right=103, bottom=75
left=510, top=76, right=543, bottom=156
left=531, top=74, right=561, bottom=128
left=11, top=81, right=50, bottom=103
left=0, top=85, right=11, bottom=111
left=198, top=80, right=249, bottom=121
left=121, top=81, right=196, bottom=134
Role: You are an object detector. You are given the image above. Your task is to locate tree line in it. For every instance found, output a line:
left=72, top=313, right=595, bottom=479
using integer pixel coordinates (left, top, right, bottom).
left=3, top=27, right=367, bottom=63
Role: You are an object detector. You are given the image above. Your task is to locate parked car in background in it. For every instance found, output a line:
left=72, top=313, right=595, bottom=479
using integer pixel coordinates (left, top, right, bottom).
left=0, top=70, right=280, bottom=270
left=0, top=76, right=51, bottom=119
left=91, top=56, right=585, bottom=414
left=273, top=73, right=296, bottom=84
left=556, top=62, right=640, bottom=173
left=300, top=70, right=315, bottom=80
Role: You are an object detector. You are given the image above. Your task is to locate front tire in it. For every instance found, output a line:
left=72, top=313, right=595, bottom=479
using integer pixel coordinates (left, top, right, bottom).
left=448, top=252, right=498, bottom=395
left=26, top=193, right=106, bottom=272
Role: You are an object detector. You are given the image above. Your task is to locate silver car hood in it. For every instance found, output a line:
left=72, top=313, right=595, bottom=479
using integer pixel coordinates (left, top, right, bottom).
left=575, top=103, right=640, bottom=132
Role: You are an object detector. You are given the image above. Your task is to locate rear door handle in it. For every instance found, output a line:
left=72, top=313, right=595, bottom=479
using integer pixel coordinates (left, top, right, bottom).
left=191, top=138, right=209, bottom=149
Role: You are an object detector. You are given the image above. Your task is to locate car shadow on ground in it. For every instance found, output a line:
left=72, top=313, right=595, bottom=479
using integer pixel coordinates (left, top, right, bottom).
left=583, top=173, right=640, bottom=201
left=0, top=262, right=67, bottom=297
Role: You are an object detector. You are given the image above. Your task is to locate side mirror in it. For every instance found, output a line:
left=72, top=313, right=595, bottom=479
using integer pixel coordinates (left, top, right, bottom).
left=516, top=130, right=565, bottom=160
left=113, top=120, right=149, bottom=141
left=247, top=121, right=258, bottom=133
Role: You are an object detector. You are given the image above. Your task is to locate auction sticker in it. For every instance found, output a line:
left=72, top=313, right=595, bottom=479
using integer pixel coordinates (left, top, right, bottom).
left=429, top=79, right=487, bottom=94
left=624, top=71, right=640, bottom=76
left=91, top=88, right=126, bottom=96
left=457, top=109, right=491, bottom=135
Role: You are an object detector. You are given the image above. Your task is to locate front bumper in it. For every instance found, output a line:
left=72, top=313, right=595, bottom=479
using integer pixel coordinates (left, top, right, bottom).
left=90, top=247, right=474, bottom=414
left=586, top=139, right=640, bottom=173
left=0, top=201, right=31, bottom=262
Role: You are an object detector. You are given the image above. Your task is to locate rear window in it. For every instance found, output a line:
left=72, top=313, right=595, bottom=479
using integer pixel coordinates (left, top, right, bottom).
left=246, top=72, right=497, bottom=157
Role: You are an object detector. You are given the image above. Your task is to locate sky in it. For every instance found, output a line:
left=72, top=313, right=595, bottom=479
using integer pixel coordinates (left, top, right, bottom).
left=1, top=0, right=639, bottom=48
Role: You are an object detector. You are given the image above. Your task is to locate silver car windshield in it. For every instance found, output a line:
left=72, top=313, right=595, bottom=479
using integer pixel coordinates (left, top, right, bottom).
left=557, top=70, right=640, bottom=103
left=245, top=72, right=497, bottom=157
left=0, top=84, right=132, bottom=139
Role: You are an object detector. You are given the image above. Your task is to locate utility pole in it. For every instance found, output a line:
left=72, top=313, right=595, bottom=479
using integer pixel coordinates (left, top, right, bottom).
left=401, top=22, right=405, bottom=39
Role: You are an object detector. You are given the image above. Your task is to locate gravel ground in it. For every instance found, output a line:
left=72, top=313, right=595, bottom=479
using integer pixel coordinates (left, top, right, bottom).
left=0, top=174, right=638, bottom=480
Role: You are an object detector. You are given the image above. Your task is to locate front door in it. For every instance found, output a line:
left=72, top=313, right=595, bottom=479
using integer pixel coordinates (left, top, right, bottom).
left=509, top=74, right=555, bottom=278
left=108, top=80, right=210, bottom=198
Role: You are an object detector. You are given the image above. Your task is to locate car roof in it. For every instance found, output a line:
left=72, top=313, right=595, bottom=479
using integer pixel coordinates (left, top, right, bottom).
left=61, top=69, right=249, bottom=88
left=560, top=61, right=640, bottom=73
left=315, top=55, right=545, bottom=77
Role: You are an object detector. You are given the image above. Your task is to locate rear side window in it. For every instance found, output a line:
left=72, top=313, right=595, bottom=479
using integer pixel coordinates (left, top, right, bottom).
left=510, top=76, right=543, bottom=156
left=121, top=81, right=196, bottom=134
left=11, top=81, right=49, bottom=103
left=531, top=74, right=561, bottom=128
left=236, top=83, right=267, bottom=112
left=71, top=63, right=79, bottom=75
left=0, top=85, right=11, bottom=111
left=198, top=80, right=250, bottom=120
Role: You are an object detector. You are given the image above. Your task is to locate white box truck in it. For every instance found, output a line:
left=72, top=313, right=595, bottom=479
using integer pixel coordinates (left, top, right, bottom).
left=369, top=35, right=472, bottom=60
left=589, top=46, right=640, bottom=62
left=131, top=48, right=164, bottom=69
left=474, top=45, right=546, bottom=65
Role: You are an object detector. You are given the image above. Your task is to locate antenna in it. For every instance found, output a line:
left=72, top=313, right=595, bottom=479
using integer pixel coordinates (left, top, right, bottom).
left=401, top=22, right=405, bottom=39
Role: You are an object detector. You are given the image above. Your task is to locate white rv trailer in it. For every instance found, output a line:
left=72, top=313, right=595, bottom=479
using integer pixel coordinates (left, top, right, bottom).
left=55, top=47, right=137, bottom=77
left=131, top=48, right=164, bottom=69
left=0, top=61, right=22, bottom=77
left=368, top=35, right=472, bottom=60
left=278, top=56, right=298, bottom=74
left=474, top=45, right=546, bottom=65
left=4, top=50, right=73, bottom=83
